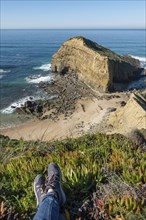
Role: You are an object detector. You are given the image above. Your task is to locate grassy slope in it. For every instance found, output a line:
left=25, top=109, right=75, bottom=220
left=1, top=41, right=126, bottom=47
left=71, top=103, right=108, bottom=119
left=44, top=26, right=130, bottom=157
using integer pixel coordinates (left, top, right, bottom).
left=0, top=133, right=146, bottom=219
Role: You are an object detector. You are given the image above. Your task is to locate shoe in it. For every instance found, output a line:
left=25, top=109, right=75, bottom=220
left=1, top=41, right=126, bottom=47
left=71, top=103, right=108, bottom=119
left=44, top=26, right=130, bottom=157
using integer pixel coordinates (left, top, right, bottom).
left=46, top=163, right=66, bottom=206
left=34, top=174, right=46, bottom=207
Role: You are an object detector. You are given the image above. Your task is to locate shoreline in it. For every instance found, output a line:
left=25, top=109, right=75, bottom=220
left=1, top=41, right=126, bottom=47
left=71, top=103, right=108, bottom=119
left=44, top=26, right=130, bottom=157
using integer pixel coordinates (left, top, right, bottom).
left=0, top=71, right=146, bottom=141
left=0, top=92, right=130, bottom=141
left=0, top=112, right=36, bottom=130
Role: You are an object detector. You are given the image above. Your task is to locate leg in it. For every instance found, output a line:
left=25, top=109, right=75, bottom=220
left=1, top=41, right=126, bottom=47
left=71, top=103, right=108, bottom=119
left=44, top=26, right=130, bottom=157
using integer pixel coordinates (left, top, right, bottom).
left=33, top=192, right=59, bottom=220
left=59, top=214, right=66, bottom=220
left=33, top=163, right=66, bottom=220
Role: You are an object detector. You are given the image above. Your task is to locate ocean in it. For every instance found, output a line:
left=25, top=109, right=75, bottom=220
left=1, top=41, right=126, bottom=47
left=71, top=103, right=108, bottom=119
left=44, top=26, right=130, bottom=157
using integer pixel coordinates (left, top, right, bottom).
left=0, top=29, right=146, bottom=127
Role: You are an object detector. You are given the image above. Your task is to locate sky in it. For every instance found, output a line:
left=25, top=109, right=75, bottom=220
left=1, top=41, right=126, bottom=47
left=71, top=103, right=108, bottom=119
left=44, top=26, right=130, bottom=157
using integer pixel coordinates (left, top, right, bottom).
left=0, top=0, right=145, bottom=29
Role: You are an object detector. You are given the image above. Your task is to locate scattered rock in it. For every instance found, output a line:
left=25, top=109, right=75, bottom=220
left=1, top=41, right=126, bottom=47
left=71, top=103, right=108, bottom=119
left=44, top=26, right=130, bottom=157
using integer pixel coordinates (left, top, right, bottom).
left=81, top=104, right=85, bottom=112
left=11, top=105, right=16, bottom=109
left=15, top=100, right=44, bottom=118
left=120, top=101, right=126, bottom=107
left=107, top=107, right=117, bottom=113
left=38, top=73, right=95, bottom=120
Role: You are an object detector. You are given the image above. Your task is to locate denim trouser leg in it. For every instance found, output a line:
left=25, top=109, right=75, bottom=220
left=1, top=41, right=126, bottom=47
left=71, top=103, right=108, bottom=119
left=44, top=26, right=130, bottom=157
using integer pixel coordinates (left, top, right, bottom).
left=33, top=192, right=60, bottom=220
left=59, top=214, right=66, bottom=220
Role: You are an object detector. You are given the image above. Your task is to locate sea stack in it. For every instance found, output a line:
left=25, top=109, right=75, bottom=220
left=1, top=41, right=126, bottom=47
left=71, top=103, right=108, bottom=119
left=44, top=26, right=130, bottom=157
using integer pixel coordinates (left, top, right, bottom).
left=51, top=36, right=142, bottom=92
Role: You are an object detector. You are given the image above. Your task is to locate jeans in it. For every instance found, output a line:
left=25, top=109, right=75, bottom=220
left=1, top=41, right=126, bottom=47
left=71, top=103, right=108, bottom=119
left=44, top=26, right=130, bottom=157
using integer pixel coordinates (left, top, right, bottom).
left=33, top=192, right=65, bottom=220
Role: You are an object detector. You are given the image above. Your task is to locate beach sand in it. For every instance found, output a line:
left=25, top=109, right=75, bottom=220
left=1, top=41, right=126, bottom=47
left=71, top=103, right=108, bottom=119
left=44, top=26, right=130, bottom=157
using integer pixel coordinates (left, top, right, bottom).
left=0, top=94, right=128, bottom=141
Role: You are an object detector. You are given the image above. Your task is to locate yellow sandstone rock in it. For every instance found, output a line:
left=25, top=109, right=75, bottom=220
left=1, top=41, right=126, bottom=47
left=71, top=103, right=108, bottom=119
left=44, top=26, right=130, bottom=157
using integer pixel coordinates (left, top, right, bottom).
left=51, top=36, right=142, bottom=92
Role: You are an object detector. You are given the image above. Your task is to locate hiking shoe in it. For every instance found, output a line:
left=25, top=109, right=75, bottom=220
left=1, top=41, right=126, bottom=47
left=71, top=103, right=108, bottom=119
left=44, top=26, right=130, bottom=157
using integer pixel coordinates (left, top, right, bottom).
left=34, top=174, right=46, bottom=207
left=46, top=163, right=66, bottom=206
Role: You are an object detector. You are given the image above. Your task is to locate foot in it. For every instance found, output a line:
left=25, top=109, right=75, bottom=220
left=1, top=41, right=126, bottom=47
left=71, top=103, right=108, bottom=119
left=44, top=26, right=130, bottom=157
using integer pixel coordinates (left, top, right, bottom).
left=46, top=163, right=66, bottom=206
left=34, top=174, right=46, bottom=207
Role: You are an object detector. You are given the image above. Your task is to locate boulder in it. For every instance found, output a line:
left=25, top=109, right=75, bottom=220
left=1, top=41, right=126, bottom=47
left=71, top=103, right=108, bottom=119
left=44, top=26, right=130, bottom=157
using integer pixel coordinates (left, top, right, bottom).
left=24, top=100, right=34, bottom=108
left=51, top=36, right=142, bottom=92
left=37, top=104, right=43, bottom=114
left=24, top=100, right=37, bottom=113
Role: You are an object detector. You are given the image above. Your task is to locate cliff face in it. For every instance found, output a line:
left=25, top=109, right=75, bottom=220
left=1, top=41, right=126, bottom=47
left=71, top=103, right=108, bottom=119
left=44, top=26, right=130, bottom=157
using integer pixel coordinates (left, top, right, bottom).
left=51, top=36, right=142, bottom=92
left=108, top=93, right=146, bottom=134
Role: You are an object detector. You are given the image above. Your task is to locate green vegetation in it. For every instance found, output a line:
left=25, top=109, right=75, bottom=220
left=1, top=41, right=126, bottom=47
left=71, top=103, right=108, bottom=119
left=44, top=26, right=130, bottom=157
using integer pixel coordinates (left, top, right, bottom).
left=0, top=133, right=146, bottom=219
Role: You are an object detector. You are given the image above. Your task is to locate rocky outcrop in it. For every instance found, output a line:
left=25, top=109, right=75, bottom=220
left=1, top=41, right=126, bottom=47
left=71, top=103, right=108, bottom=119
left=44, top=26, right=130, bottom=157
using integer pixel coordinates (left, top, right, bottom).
left=16, top=100, right=44, bottom=117
left=51, top=36, right=142, bottom=92
left=108, top=93, right=146, bottom=134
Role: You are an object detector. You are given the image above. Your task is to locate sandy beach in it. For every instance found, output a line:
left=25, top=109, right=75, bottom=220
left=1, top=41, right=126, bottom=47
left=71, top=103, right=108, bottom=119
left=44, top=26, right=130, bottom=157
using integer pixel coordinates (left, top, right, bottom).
left=0, top=93, right=130, bottom=141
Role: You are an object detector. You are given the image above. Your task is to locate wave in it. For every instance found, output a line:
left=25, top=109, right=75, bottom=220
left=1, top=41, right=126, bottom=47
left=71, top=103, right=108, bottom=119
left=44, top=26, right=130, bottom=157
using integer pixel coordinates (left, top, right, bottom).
left=25, top=74, right=51, bottom=84
left=1, top=95, right=45, bottom=114
left=0, top=69, right=11, bottom=80
left=0, top=96, right=35, bottom=114
left=0, top=69, right=11, bottom=73
left=129, top=55, right=146, bottom=64
left=33, top=63, right=51, bottom=71
left=0, top=94, right=56, bottom=114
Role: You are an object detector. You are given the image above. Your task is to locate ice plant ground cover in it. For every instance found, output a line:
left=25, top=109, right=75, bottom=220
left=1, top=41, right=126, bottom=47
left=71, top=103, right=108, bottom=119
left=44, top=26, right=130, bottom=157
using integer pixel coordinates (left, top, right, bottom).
left=0, top=132, right=146, bottom=220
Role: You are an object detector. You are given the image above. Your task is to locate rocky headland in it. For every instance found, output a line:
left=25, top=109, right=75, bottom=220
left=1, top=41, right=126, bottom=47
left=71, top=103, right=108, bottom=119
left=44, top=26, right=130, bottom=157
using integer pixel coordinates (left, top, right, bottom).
left=51, top=36, right=143, bottom=92
left=1, top=36, right=146, bottom=141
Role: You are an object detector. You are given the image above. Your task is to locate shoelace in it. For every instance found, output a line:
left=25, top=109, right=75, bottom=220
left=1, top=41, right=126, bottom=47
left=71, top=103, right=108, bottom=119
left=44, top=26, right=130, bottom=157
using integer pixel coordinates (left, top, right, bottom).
left=46, top=173, right=60, bottom=190
left=49, top=173, right=60, bottom=184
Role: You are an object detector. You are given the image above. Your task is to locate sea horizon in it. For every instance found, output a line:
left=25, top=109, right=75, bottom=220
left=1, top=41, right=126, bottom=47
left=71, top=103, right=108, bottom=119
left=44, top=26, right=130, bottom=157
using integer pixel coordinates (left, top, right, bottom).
left=1, top=28, right=145, bottom=30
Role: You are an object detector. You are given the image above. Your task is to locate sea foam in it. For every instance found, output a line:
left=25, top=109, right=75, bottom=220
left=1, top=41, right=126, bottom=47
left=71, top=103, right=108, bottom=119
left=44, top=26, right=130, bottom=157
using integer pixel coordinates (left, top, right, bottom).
left=33, top=63, right=51, bottom=71
left=130, top=55, right=146, bottom=63
left=0, top=69, right=11, bottom=79
left=127, top=55, right=146, bottom=90
left=0, top=69, right=11, bottom=73
left=129, top=55, right=146, bottom=66
left=0, top=95, right=46, bottom=114
left=25, top=74, right=51, bottom=83
left=1, top=94, right=56, bottom=114
left=0, top=96, right=35, bottom=114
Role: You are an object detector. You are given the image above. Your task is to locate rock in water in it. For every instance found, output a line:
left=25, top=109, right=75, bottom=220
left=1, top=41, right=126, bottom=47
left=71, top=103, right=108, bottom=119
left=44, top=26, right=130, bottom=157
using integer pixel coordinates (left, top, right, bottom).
left=51, top=36, right=142, bottom=92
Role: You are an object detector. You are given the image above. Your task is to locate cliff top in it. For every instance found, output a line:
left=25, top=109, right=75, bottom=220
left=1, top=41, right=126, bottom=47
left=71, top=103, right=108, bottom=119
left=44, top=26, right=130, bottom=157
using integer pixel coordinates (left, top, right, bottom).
left=64, top=36, right=123, bottom=61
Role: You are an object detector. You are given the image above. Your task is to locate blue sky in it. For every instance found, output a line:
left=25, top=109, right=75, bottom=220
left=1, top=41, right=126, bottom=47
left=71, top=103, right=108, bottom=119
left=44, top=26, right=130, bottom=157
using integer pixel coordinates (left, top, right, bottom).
left=1, top=0, right=145, bottom=29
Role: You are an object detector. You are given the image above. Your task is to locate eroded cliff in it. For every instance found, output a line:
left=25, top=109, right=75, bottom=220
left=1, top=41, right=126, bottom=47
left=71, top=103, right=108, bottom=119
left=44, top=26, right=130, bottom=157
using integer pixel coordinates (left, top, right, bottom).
left=108, top=93, right=146, bottom=134
left=51, top=36, right=142, bottom=92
